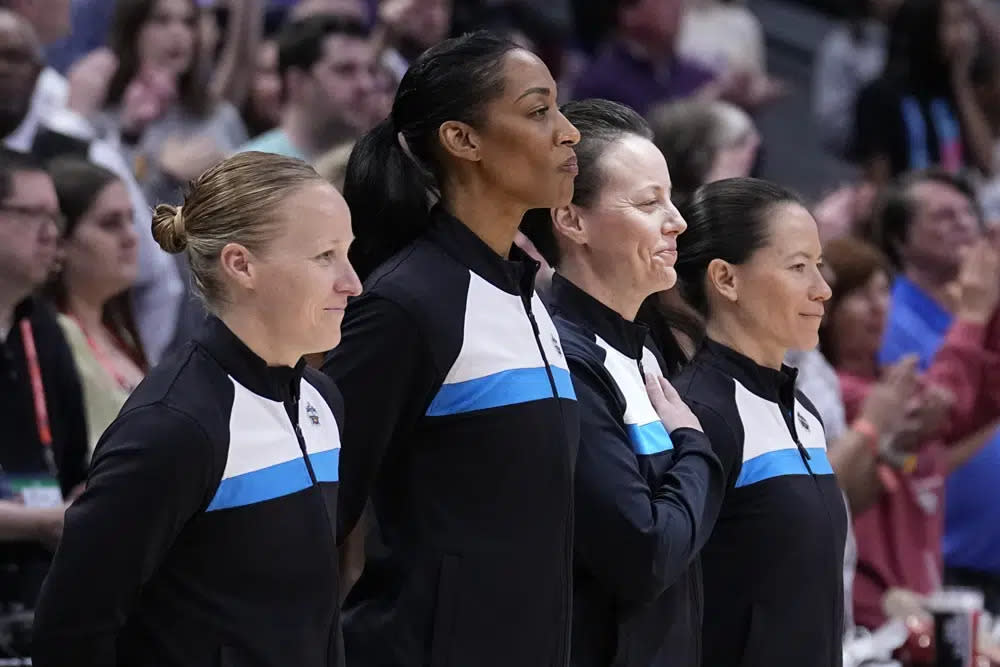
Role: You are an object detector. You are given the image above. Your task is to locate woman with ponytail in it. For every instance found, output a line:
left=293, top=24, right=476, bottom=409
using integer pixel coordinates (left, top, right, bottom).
left=322, top=30, right=582, bottom=667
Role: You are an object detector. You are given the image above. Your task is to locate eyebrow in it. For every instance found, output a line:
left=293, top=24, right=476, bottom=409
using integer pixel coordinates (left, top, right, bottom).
left=516, top=87, right=552, bottom=101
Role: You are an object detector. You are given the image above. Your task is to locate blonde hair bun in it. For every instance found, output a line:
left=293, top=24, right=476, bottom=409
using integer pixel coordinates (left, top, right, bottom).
left=152, top=204, right=188, bottom=253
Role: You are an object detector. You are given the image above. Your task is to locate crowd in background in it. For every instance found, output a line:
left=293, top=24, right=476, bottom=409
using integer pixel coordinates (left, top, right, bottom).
left=2, top=0, right=1000, bottom=663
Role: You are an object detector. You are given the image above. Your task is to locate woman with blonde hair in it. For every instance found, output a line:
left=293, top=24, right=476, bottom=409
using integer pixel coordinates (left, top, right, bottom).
left=33, top=151, right=361, bottom=667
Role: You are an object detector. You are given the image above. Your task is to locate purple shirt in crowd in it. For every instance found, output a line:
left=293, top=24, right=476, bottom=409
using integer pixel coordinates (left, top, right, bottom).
left=572, top=40, right=716, bottom=115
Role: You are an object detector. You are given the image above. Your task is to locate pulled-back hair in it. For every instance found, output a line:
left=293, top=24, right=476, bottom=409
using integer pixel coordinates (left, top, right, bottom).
left=519, top=98, right=652, bottom=268
left=343, top=31, right=520, bottom=281
left=151, top=151, right=324, bottom=310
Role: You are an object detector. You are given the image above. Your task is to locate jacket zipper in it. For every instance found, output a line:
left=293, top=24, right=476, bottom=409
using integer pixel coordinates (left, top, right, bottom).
left=286, top=387, right=320, bottom=485
left=523, top=293, right=573, bottom=667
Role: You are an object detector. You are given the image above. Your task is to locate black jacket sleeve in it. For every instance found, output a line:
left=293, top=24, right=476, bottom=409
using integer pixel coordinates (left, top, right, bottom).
left=31, top=405, right=220, bottom=667
left=571, top=356, right=726, bottom=605
left=321, top=294, right=441, bottom=542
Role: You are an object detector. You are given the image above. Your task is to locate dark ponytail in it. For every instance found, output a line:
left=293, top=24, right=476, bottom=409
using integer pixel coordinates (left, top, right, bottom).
left=345, top=31, right=520, bottom=281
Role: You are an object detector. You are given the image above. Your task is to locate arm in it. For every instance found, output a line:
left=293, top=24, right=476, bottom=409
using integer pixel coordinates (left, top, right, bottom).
left=321, top=293, right=440, bottom=542
left=571, top=360, right=725, bottom=605
left=31, top=406, right=218, bottom=667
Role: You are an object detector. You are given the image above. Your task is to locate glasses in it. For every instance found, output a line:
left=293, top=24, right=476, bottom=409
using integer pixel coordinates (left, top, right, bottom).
left=0, top=204, right=66, bottom=233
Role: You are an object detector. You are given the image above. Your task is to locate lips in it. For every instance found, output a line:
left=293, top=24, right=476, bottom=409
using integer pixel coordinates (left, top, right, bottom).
left=560, top=155, right=578, bottom=174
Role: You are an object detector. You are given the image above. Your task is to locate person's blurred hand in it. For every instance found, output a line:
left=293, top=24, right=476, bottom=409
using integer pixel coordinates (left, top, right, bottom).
left=120, top=67, right=177, bottom=137
left=859, top=355, right=920, bottom=441
left=66, top=48, right=119, bottom=118
left=953, top=238, right=1000, bottom=323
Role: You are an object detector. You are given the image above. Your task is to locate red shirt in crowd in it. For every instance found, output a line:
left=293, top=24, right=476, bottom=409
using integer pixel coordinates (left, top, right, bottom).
left=839, top=315, right=1000, bottom=630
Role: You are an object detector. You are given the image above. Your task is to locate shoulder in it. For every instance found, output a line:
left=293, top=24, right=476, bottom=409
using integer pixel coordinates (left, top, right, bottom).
left=551, top=315, right=603, bottom=365
left=362, top=240, right=471, bottom=323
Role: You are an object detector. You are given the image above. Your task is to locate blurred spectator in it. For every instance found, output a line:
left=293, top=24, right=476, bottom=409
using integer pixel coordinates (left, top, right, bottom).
left=46, top=158, right=148, bottom=454
left=822, top=236, right=1000, bottom=628
left=572, top=0, right=779, bottom=115
left=89, top=0, right=247, bottom=205
left=0, top=148, right=86, bottom=620
left=853, top=0, right=992, bottom=183
left=970, top=45, right=1000, bottom=222
left=571, top=0, right=715, bottom=114
left=873, top=169, right=1000, bottom=613
left=646, top=98, right=760, bottom=207
left=0, top=9, right=183, bottom=366
left=373, top=0, right=452, bottom=84
left=238, top=14, right=376, bottom=160
left=812, top=0, right=900, bottom=156
left=676, top=0, right=785, bottom=107
left=240, top=38, right=282, bottom=138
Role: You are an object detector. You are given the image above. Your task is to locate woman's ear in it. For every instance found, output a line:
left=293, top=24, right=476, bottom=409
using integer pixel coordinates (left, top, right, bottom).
left=552, top=205, right=587, bottom=246
left=438, top=120, right=480, bottom=163
left=706, top=258, right=739, bottom=304
left=219, top=242, right=255, bottom=291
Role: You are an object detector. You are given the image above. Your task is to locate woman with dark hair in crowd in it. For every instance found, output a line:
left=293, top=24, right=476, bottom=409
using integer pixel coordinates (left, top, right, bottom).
left=853, top=0, right=993, bottom=183
left=669, top=177, right=844, bottom=666
left=819, top=235, right=1000, bottom=631
left=33, top=152, right=361, bottom=666
left=521, top=98, right=725, bottom=667
left=322, top=31, right=582, bottom=667
left=94, top=0, right=247, bottom=204
left=45, top=158, right=147, bottom=455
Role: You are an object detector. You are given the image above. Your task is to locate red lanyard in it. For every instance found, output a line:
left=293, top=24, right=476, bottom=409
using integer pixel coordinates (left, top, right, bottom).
left=21, top=320, right=58, bottom=477
left=70, top=314, right=132, bottom=393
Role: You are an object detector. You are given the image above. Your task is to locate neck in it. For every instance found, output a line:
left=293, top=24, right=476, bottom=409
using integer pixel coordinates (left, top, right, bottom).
left=558, top=260, right=645, bottom=321
left=903, top=264, right=957, bottom=313
left=705, top=312, right=787, bottom=370
left=220, top=307, right=301, bottom=368
left=64, top=289, right=107, bottom=334
left=282, top=107, right=341, bottom=159
left=443, top=184, right=525, bottom=258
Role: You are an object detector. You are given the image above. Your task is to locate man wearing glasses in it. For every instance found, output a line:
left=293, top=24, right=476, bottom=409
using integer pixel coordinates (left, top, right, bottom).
left=0, top=147, right=88, bottom=656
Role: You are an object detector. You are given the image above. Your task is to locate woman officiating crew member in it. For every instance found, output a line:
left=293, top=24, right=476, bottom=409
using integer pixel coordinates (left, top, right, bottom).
left=32, top=152, right=361, bottom=667
left=323, top=32, right=582, bottom=667
left=521, top=99, right=726, bottom=667
left=671, top=178, right=845, bottom=667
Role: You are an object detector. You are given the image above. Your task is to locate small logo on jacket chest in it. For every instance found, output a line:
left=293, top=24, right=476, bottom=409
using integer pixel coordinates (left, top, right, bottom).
left=796, top=412, right=811, bottom=432
left=305, top=402, right=320, bottom=425
left=551, top=333, right=563, bottom=357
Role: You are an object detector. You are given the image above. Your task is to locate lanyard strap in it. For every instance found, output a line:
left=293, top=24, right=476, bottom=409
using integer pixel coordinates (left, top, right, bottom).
left=21, top=319, right=52, bottom=448
left=20, top=320, right=59, bottom=479
left=70, top=314, right=132, bottom=393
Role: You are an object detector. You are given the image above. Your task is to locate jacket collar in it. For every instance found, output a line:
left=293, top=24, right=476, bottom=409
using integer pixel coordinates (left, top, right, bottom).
left=548, top=273, right=649, bottom=360
left=426, top=207, right=539, bottom=297
left=698, top=337, right=799, bottom=409
left=196, top=316, right=306, bottom=403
